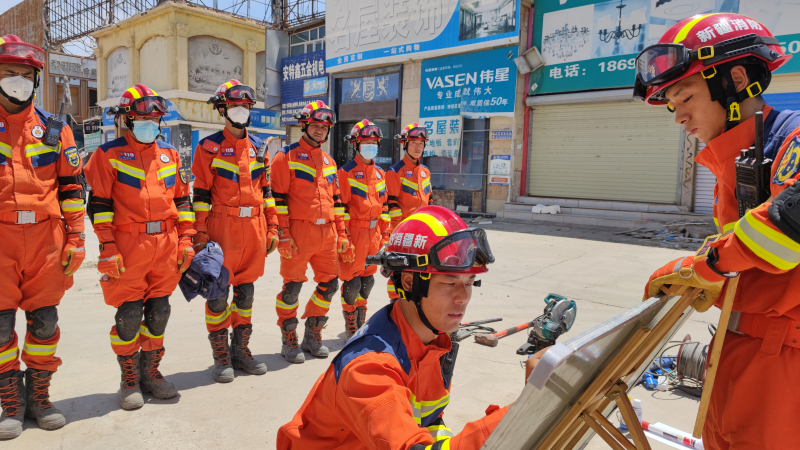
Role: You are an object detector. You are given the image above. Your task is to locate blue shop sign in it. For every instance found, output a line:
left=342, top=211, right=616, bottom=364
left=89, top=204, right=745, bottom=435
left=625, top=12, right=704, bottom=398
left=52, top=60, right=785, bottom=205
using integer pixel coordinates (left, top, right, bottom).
left=281, top=50, right=328, bottom=126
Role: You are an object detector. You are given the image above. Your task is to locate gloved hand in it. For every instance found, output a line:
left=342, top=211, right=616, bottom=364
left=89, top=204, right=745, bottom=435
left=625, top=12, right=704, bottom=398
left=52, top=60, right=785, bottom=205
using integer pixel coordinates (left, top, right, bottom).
left=339, top=240, right=356, bottom=263
left=644, top=255, right=726, bottom=312
left=278, top=228, right=299, bottom=259
left=337, top=233, right=350, bottom=254
left=178, top=236, right=195, bottom=273
left=193, top=231, right=209, bottom=252
left=266, top=226, right=279, bottom=256
left=61, top=232, right=86, bottom=276
left=379, top=233, right=390, bottom=250
left=98, top=242, right=125, bottom=278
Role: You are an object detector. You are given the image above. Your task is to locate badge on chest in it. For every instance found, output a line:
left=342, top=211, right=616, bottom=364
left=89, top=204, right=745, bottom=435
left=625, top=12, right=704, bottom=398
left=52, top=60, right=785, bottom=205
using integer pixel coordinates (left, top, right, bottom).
left=297, top=153, right=309, bottom=160
left=222, top=147, right=235, bottom=156
left=119, top=152, right=136, bottom=161
left=355, top=172, right=364, bottom=179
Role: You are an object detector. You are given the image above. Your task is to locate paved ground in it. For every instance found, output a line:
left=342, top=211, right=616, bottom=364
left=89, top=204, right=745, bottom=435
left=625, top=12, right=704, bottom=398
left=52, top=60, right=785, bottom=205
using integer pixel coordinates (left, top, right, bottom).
left=9, top=218, right=718, bottom=449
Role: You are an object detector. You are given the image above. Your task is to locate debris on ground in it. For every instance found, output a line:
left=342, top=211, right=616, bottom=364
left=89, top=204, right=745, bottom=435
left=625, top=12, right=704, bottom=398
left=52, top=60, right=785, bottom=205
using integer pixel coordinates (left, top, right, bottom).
left=614, top=221, right=716, bottom=250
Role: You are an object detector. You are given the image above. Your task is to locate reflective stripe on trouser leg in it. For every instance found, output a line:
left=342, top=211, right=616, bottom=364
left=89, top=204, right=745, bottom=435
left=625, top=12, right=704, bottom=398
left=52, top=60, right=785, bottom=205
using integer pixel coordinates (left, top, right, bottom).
left=275, top=292, right=300, bottom=326
left=21, top=327, right=62, bottom=372
left=302, top=290, right=331, bottom=318
left=341, top=296, right=358, bottom=313
left=229, top=301, right=252, bottom=329
left=354, top=294, right=367, bottom=308
left=387, top=279, right=399, bottom=300
left=109, top=325, right=140, bottom=356
left=0, top=332, right=20, bottom=373
left=138, top=322, right=164, bottom=352
left=205, top=302, right=231, bottom=333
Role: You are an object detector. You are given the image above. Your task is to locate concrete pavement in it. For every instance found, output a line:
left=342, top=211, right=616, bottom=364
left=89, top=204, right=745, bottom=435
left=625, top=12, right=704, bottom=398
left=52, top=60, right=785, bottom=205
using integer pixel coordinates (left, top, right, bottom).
left=9, top=219, right=718, bottom=449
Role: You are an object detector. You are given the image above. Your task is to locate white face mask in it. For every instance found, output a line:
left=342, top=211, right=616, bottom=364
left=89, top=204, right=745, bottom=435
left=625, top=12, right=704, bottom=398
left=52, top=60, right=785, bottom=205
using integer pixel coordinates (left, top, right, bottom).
left=227, top=106, right=251, bottom=125
left=360, top=144, right=379, bottom=161
left=0, top=76, right=34, bottom=102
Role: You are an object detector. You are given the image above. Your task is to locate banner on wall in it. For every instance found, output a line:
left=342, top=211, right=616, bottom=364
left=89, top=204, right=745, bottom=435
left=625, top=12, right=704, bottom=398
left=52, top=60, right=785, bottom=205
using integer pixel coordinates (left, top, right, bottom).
left=325, top=0, right=520, bottom=73
left=530, top=0, right=800, bottom=96
left=281, top=50, right=328, bottom=126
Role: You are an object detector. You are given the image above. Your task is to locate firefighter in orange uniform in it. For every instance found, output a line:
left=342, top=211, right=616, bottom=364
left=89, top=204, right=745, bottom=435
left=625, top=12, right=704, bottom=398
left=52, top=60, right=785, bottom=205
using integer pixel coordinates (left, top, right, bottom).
left=277, top=206, right=509, bottom=450
left=636, top=14, right=800, bottom=449
left=192, top=79, right=278, bottom=382
left=272, top=100, right=352, bottom=364
left=338, top=120, right=391, bottom=338
left=385, top=123, right=432, bottom=301
left=0, top=35, right=85, bottom=439
left=84, top=84, right=195, bottom=411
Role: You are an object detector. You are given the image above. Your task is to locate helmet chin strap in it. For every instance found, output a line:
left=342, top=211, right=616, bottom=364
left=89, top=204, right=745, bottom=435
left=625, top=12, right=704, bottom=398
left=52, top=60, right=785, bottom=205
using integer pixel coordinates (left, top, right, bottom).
left=704, top=62, right=770, bottom=132
left=391, top=272, right=442, bottom=335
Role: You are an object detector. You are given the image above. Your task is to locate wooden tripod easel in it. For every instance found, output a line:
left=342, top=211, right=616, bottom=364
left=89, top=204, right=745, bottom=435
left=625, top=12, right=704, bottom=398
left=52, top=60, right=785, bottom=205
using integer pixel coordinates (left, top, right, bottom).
left=535, top=286, right=703, bottom=450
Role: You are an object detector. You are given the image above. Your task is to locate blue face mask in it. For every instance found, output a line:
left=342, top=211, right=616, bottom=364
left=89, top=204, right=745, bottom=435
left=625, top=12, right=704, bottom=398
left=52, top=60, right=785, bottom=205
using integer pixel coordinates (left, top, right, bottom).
left=131, top=120, right=161, bottom=144
left=360, top=144, right=379, bottom=161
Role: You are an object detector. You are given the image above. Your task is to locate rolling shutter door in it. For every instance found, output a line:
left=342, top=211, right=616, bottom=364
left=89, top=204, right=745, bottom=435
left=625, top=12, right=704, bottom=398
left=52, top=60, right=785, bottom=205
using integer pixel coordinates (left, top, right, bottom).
left=528, top=102, right=680, bottom=203
left=694, top=143, right=716, bottom=214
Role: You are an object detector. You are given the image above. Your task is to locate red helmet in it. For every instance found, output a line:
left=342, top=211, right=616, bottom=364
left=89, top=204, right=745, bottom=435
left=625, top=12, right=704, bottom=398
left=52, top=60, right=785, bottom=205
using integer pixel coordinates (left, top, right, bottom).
left=0, top=35, right=45, bottom=70
left=208, top=79, right=255, bottom=108
left=384, top=205, right=493, bottom=275
left=345, top=119, right=383, bottom=144
left=396, top=122, right=429, bottom=145
left=635, top=13, right=789, bottom=110
left=114, top=84, right=168, bottom=118
left=294, top=100, right=335, bottom=127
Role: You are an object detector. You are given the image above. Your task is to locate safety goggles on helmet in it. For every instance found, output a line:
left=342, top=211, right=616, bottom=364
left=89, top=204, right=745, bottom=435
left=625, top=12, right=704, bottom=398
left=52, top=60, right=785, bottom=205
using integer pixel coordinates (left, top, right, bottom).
left=0, top=41, right=45, bottom=69
left=208, top=84, right=256, bottom=105
left=296, top=107, right=336, bottom=125
left=405, top=127, right=428, bottom=140
left=111, top=95, right=168, bottom=117
left=424, top=228, right=495, bottom=272
left=348, top=124, right=382, bottom=141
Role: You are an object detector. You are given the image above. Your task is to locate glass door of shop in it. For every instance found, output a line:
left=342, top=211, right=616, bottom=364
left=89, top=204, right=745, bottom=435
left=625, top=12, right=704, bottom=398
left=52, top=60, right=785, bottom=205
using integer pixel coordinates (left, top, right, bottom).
left=334, top=120, right=396, bottom=171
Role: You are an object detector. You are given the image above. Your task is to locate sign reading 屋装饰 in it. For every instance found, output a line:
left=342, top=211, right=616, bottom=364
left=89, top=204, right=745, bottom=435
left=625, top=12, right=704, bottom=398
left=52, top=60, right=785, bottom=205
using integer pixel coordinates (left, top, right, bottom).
left=325, top=0, right=520, bottom=73
left=531, top=0, right=800, bottom=96
left=281, top=50, right=328, bottom=126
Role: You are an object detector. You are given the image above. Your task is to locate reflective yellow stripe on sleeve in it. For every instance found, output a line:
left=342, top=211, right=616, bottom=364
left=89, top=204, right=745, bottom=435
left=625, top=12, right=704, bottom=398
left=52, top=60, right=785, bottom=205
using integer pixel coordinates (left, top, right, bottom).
left=60, top=199, right=84, bottom=212
left=193, top=202, right=211, bottom=212
left=177, top=211, right=195, bottom=222
left=94, top=212, right=114, bottom=224
left=734, top=210, right=800, bottom=271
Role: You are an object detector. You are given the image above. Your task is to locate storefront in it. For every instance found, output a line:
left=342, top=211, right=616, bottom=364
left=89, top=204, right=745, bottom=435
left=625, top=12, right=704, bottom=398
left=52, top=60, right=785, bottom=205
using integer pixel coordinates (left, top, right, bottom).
left=526, top=0, right=800, bottom=211
left=47, top=52, right=99, bottom=151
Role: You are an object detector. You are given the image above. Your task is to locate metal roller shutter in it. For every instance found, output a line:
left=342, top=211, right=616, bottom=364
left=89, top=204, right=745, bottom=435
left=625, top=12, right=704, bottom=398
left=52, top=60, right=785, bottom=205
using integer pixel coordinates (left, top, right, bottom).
left=528, top=102, right=680, bottom=203
left=694, top=143, right=716, bottom=214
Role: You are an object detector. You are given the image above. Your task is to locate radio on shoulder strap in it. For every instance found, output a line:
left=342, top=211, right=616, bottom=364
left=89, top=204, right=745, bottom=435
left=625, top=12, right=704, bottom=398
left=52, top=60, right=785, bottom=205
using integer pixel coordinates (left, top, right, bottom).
left=735, top=111, right=772, bottom=218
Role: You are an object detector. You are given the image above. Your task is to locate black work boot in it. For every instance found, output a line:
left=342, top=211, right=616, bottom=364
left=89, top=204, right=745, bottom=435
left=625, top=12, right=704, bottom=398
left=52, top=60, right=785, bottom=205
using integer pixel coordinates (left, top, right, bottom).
left=342, top=310, right=358, bottom=340
left=24, top=369, right=65, bottom=430
left=280, top=318, right=304, bottom=364
left=139, top=348, right=177, bottom=399
left=116, top=353, right=144, bottom=410
left=0, top=370, right=25, bottom=439
left=231, top=325, right=267, bottom=375
left=208, top=329, right=234, bottom=383
left=356, top=306, right=367, bottom=330
left=301, top=316, right=330, bottom=358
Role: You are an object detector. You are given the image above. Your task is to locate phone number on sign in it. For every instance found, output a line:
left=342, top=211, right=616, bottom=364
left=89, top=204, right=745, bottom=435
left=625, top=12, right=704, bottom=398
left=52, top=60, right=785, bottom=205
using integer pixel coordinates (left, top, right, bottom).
left=549, top=58, right=637, bottom=79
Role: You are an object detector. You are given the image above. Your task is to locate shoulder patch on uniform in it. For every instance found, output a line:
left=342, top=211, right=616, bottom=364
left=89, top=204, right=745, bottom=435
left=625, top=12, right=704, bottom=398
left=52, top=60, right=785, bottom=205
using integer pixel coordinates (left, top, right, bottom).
left=64, top=146, right=80, bottom=168
left=774, top=136, right=800, bottom=185
left=180, top=167, right=190, bottom=184
left=0, top=121, right=5, bottom=133
left=341, top=160, right=358, bottom=172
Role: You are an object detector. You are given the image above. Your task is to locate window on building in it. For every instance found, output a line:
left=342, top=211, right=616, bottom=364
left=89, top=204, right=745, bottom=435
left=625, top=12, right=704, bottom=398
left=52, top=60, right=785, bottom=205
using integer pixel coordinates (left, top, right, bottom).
left=425, top=118, right=489, bottom=192
left=290, top=26, right=326, bottom=56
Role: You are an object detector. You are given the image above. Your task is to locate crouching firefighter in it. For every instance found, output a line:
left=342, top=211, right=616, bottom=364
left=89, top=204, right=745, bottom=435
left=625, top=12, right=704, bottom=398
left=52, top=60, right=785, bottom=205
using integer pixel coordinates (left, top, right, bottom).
left=192, top=80, right=279, bottom=382
left=635, top=13, right=800, bottom=449
left=84, top=84, right=195, bottom=410
left=0, top=35, right=85, bottom=439
left=337, top=120, right=391, bottom=339
left=271, top=101, right=352, bottom=364
left=277, top=206, right=513, bottom=450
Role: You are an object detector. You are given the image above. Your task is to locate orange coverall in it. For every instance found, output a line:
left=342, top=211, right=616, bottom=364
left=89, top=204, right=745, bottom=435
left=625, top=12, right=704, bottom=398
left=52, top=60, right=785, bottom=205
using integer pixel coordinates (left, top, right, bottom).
left=191, top=129, right=278, bottom=332
left=692, top=106, right=800, bottom=449
left=337, top=157, right=390, bottom=313
left=84, top=134, right=195, bottom=356
left=0, top=104, right=84, bottom=373
left=385, top=155, right=432, bottom=299
left=277, top=303, right=507, bottom=449
left=272, top=139, right=347, bottom=325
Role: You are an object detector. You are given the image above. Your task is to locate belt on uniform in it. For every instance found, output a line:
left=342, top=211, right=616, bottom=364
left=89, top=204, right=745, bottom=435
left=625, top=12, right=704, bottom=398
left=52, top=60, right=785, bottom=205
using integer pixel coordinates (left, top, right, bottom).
left=216, top=205, right=262, bottom=218
left=293, top=218, right=331, bottom=225
left=0, top=211, right=57, bottom=224
left=728, top=311, right=800, bottom=357
left=348, top=218, right=379, bottom=229
left=115, top=219, right=175, bottom=234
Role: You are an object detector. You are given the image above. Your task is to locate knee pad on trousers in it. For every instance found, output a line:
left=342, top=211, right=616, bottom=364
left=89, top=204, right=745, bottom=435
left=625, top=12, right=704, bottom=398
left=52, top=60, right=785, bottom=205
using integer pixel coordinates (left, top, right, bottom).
left=115, top=300, right=144, bottom=342
left=207, top=286, right=230, bottom=313
left=0, top=309, right=15, bottom=346
left=360, top=275, right=375, bottom=299
left=341, top=278, right=361, bottom=306
left=317, top=278, right=339, bottom=302
left=144, top=296, right=171, bottom=337
left=26, top=306, right=58, bottom=340
left=233, top=283, right=255, bottom=310
left=280, top=281, right=304, bottom=306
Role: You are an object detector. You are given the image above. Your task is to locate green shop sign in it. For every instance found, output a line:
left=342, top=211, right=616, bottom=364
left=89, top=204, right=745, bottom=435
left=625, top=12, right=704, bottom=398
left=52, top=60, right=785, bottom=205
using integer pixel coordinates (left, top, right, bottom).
left=530, top=0, right=800, bottom=96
